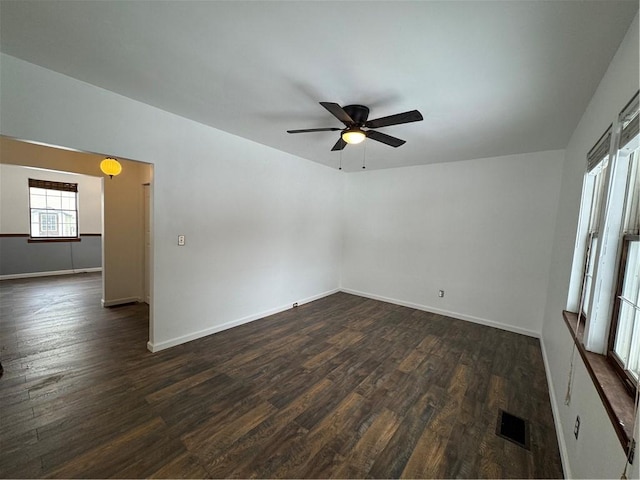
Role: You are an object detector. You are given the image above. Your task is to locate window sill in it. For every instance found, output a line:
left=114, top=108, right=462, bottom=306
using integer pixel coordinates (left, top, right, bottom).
left=562, top=310, right=634, bottom=452
left=28, top=237, right=81, bottom=243
left=0, top=234, right=100, bottom=242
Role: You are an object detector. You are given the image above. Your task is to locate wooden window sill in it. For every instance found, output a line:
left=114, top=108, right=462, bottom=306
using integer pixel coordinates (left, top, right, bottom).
left=28, top=237, right=81, bottom=243
left=562, top=310, right=635, bottom=453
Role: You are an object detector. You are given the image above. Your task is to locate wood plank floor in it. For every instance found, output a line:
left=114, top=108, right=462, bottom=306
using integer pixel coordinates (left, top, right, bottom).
left=0, top=273, right=564, bottom=478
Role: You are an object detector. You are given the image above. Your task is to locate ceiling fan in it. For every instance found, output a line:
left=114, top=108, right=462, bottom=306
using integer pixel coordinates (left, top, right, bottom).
left=287, top=102, right=423, bottom=151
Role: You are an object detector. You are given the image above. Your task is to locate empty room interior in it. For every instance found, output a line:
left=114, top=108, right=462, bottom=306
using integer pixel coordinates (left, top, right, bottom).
left=0, top=1, right=639, bottom=479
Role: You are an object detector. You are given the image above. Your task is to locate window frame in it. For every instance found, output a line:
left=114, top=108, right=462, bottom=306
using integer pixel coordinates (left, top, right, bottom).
left=606, top=94, right=640, bottom=395
left=572, top=129, right=617, bottom=353
left=580, top=232, right=599, bottom=320
left=608, top=234, right=640, bottom=395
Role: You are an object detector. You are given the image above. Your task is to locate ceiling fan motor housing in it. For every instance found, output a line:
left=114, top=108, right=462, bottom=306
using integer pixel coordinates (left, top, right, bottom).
left=343, top=105, right=370, bottom=126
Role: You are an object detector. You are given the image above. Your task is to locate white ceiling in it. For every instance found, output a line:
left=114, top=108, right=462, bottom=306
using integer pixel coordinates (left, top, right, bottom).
left=1, top=1, right=637, bottom=171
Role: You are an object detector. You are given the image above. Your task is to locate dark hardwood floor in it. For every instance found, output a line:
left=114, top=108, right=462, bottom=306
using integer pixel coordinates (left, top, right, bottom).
left=0, top=273, right=563, bottom=478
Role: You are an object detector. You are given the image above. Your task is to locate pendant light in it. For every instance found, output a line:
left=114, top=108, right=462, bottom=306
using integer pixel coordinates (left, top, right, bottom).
left=100, top=157, right=122, bottom=179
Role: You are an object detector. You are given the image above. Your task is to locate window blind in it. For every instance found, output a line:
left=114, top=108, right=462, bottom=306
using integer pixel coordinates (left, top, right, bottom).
left=29, top=178, right=78, bottom=192
left=622, top=152, right=639, bottom=234
left=619, top=91, right=639, bottom=150
left=587, top=126, right=612, bottom=172
left=589, top=169, right=607, bottom=233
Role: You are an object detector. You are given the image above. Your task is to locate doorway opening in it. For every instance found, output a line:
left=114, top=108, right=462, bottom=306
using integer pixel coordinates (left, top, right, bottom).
left=0, top=135, right=154, bottom=346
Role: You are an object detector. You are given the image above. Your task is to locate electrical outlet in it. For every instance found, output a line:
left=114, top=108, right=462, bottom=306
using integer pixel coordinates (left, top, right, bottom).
left=574, top=415, right=580, bottom=439
left=438, top=290, right=445, bottom=298
left=292, top=302, right=298, bottom=308
left=178, top=235, right=185, bottom=246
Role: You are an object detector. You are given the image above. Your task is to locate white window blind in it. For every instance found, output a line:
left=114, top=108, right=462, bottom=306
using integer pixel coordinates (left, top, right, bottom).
left=587, top=126, right=612, bottom=172
left=619, top=91, right=639, bottom=151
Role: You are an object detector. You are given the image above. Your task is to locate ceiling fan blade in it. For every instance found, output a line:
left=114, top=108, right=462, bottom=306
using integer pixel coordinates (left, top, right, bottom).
left=331, top=138, right=347, bottom=151
left=365, top=110, right=423, bottom=129
left=366, top=130, right=406, bottom=148
left=320, top=102, right=355, bottom=126
left=287, top=127, right=342, bottom=134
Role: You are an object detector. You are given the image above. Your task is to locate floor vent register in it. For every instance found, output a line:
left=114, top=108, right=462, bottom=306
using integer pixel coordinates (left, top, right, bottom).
left=496, top=409, right=531, bottom=450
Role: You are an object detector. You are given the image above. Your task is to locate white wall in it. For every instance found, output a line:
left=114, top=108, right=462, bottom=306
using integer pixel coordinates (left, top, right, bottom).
left=342, top=150, right=563, bottom=336
left=0, top=164, right=102, bottom=233
left=541, top=13, right=639, bottom=480
left=0, top=53, right=343, bottom=351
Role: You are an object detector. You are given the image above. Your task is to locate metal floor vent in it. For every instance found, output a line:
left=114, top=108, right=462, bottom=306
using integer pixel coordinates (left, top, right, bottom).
left=496, top=409, right=530, bottom=450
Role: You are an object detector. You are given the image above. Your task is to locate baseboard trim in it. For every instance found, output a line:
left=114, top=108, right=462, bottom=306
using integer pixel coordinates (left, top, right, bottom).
left=539, top=336, right=571, bottom=479
left=102, top=296, right=141, bottom=307
left=147, top=288, right=340, bottom=353
left=339, top=288, right=541, bottom=338
left=0, top=267, right=102, bottom=281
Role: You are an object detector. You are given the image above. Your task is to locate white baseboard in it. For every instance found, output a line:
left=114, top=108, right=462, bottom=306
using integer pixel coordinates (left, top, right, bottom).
left=539, top=337, right=571, bottom=479
left=147, top=288, right=340, bottom=353
left=102, top=296, right=141, bottom=307
left=0, top=267, right=102, bottom=281
left=340, top=288, right=541, bottom=338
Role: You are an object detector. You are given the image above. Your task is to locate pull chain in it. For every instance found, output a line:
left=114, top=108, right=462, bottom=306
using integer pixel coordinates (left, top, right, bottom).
left=362, top=141, right=367, bottom=169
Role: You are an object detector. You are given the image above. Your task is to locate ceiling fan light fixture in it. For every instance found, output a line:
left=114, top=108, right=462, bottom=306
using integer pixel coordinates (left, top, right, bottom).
left=342, top=128, right=366, bottom=145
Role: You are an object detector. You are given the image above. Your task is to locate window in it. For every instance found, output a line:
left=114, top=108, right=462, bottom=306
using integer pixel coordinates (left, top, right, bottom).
left=566, top=93, right=640, bottom=451
left=29, top=179, right=79, bottom=239
left=572, top=127, right=612, bottom=326
left=570, top=92, right=639, bottom=398
left=608, top=94, right=640, bottom=391
left=580, top=145, right=609, bottom=320
left=610, top=235, right=640, bottom=389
